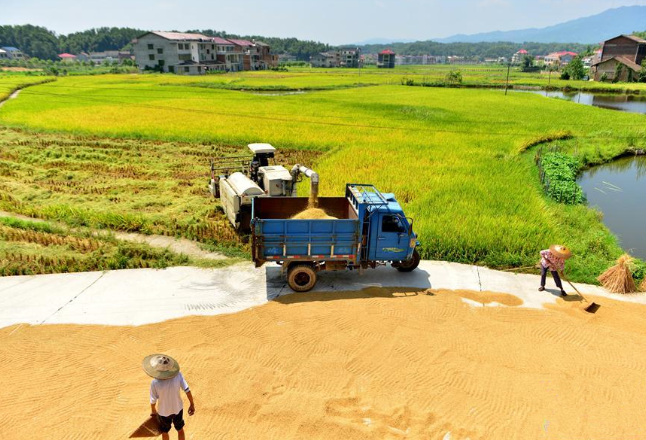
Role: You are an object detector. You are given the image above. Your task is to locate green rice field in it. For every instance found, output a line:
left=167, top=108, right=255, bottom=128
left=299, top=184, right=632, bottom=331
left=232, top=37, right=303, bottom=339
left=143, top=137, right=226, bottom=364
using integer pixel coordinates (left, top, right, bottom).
left=1, top=70, right=645, bottom=282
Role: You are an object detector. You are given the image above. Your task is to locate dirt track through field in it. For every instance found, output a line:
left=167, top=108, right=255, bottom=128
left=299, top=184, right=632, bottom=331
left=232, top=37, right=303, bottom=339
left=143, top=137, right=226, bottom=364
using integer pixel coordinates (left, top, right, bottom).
left=3, top=287, right=646, bottom=439
left=0, top=210, right=226, bottom=260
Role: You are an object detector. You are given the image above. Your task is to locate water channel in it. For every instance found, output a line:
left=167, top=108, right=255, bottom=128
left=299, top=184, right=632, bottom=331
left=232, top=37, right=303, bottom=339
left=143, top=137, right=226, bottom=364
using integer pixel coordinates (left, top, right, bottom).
left=577, top=156, right=646, bottom=259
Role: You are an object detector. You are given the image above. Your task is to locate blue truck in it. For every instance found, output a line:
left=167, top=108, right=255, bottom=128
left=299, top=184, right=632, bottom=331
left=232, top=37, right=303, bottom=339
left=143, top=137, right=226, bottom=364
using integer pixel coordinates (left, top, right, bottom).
left=251, top=184, right=420, bottom=292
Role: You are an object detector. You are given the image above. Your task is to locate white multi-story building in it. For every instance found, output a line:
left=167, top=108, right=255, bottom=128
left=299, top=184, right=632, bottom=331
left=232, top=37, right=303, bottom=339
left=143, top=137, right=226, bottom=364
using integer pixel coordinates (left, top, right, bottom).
left=133, top=31, right=277, bottom=75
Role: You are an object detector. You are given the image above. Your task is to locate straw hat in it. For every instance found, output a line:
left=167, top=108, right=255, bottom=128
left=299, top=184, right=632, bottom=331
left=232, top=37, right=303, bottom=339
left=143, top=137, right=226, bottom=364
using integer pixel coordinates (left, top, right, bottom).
left=142, top=354, right=180, bottom=380
left=550, top=244, right=573, bottom=260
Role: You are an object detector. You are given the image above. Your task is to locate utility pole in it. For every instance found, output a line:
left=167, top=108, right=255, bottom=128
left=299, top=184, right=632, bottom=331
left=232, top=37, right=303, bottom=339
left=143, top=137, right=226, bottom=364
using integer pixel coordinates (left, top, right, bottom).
left=548, top=67, right=552, bottom=86
left=505, top=63, right=511, bottom=95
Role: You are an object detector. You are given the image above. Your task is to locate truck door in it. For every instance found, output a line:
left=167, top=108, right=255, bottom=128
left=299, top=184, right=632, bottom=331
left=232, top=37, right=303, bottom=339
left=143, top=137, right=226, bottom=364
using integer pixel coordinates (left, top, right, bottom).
left=370, top=213, right=410, bottom=261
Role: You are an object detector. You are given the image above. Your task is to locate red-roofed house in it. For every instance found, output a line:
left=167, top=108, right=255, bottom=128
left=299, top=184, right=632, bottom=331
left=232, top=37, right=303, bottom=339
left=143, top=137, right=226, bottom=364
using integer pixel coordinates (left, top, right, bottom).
left=229, top=39, right=277, bottom=70
left=378, top=49, right=395, bottom=68
left=545, top=51, right=578, bottom=67
left=511, top=49, right=529, bottom=64
left=58, top=53, right=77, bottom=63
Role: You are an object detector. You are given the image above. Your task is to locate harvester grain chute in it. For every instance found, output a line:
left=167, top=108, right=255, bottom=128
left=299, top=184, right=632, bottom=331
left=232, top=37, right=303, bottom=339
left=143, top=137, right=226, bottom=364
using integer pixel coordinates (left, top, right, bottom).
left=209, top=143, right=319, bottom=231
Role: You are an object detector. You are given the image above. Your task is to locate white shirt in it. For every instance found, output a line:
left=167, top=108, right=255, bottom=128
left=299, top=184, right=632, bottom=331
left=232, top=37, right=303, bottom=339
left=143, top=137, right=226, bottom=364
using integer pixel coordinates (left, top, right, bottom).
left=150, top=372, right=190, bottom=417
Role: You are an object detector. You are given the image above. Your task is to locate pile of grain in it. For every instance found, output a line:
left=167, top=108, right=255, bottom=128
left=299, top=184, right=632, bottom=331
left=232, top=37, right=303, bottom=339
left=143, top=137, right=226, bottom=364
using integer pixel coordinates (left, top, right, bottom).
left=598, top=254, right=637, bottom=294
left=291, top=208, right=337, bottom=220
left=290, top=193, right=337, bottom=220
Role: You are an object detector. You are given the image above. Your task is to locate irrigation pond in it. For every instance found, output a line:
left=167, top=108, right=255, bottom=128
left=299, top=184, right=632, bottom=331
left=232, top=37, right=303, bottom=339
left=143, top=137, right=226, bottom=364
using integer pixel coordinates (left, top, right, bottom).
left=520, top=90, right=646, bottom=114
left=578, top=156, right=646, bottom=259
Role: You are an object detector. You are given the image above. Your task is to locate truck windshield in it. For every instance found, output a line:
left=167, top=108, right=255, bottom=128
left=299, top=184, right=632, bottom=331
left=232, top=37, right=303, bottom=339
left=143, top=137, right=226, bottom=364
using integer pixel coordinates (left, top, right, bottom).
left=382, top=215, right=406, bottom=233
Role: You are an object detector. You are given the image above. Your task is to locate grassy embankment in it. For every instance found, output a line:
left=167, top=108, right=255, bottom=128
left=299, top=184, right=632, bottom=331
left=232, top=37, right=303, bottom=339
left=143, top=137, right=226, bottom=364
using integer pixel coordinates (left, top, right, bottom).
left=0, top=74, right=645, bottom=282
left=167, top=66, right=646, bottom=93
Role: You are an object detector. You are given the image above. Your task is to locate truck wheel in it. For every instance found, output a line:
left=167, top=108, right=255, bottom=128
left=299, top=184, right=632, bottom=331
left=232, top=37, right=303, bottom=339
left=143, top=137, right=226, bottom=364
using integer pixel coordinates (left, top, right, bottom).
left=287, top=265, right=317, bottom=292
left=394, top=249, right=420, bottom=272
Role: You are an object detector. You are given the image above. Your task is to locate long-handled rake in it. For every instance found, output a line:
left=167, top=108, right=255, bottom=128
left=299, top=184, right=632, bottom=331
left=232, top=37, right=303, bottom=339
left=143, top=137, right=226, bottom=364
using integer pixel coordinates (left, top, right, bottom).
left=560, top=271, right=601, bottom=314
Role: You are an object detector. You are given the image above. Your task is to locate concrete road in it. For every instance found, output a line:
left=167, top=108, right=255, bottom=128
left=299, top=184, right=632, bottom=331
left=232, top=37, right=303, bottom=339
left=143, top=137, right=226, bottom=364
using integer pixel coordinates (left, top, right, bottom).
left=0, top=261, right=643, bottom=329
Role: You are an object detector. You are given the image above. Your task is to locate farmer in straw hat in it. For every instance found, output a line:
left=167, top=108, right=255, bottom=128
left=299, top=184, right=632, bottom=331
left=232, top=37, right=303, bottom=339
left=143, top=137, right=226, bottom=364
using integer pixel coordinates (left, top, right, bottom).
left=143, top=354, right=195, bottom=440
left=538, top=244, right=572, bottom=297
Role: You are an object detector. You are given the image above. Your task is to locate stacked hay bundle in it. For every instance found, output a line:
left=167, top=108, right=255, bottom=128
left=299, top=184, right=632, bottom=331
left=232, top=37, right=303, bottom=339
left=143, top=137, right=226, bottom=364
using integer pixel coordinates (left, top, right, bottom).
left=598, top=254, right=637, bottom=294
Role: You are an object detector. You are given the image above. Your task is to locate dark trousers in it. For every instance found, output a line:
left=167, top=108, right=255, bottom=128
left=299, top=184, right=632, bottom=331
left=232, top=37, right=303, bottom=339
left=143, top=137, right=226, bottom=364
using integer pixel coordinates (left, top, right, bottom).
left=541, top=266, right=563, bottom=289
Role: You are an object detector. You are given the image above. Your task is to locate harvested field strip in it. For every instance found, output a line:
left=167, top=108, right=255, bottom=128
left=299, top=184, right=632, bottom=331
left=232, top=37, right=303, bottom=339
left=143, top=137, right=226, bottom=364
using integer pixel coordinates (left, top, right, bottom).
left=2, top=287, right=646, bottom=439
left=0, top=215, right=210, bottom=276
left=0, top=127, right=322, bottom=260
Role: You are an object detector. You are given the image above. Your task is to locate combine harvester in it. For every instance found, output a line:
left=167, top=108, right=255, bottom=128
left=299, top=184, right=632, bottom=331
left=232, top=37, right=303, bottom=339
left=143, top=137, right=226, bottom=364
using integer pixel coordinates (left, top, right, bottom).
left=209, top=143, right=319, bottom=231
left=210, top=144, right=420, bottom=291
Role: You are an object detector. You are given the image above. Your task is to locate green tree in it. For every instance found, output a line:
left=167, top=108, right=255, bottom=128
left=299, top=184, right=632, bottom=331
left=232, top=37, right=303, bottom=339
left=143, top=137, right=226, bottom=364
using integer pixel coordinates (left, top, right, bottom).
left=564, top=55, right=586, bottom=80
left=614, top=63, right=624, bottom=83
left=638, top=59, right=646, bottom=83
left=521, top=54, right=534, bottom=70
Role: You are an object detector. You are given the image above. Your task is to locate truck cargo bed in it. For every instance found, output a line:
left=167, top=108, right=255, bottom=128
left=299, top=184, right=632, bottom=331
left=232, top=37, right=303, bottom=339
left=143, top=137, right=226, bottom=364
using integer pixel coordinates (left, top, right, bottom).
left=251, top=197, right=359, bottom=266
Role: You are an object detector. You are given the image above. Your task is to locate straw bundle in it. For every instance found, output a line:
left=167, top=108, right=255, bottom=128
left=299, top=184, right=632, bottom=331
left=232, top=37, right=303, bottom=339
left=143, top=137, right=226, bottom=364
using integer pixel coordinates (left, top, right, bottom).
left=597, top=254, right=637, bottom=294
left=641, top=278, right=646, bottom=293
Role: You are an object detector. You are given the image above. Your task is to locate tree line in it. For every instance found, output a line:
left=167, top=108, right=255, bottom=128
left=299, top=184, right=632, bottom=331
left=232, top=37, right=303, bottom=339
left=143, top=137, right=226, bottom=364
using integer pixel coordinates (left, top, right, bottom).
left=3, top=24, right=644, bottom=62
left=355, top=41, right=596, bottom=60
left=0, top=25, right=143, bottom=60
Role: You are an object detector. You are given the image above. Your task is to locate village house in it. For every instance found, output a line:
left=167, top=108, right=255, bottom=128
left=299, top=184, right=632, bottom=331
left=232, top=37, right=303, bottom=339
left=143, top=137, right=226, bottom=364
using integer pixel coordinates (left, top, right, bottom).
left=133, top=31, right=275, bottom=75
left=592, top=35, right=646, bottom=81
left=0, top=48, right=7, bottom=60
left=544, top=51, right=577, bottom=68
left=310, top=51, right=341, bottom=68
left=89, top=50, right=133, bottom=65
left=0, top=47, right=24, bottom=60
left=340, top=48, right=361, bottom=67
left=377, top=49, right=395, bottom=68
left=228, top=39, right=277, bottom=70
left=395, top=55, right=446, bottom=65
left=58, top=53, right=77, bottom=63
left=511, top=49, right=528, bottom=65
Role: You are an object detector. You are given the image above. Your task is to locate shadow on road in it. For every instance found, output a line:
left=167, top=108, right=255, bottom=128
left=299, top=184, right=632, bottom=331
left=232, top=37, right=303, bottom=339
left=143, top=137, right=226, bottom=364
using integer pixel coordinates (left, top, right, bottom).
left=265, top=264, right=433, bottom=303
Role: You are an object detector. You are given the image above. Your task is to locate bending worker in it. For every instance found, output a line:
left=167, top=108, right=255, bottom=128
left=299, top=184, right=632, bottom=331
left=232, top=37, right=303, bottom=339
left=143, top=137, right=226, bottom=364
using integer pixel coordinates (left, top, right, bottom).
left=538, top=244, right=572, bottom=297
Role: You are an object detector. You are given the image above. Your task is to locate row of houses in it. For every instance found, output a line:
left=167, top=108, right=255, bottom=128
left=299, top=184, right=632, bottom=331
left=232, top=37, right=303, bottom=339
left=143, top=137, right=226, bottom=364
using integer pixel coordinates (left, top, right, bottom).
left=132, top=32, right=278, bottom=75
left=512, top=49, right=579, bottom=66
left=510, top=35, right=646, bottom=81
left=0, top=46, right=24, bottom=60
left=310, top=49, right=362, bottom=68
left=58, top=51, right=133, bottom=64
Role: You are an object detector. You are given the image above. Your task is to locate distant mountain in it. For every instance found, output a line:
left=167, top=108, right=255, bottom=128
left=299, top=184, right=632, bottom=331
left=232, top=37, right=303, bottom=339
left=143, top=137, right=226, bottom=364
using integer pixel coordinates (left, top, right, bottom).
left=352, top=38, right=416, bottom=45
left=437, top=6, right=646, bottom=44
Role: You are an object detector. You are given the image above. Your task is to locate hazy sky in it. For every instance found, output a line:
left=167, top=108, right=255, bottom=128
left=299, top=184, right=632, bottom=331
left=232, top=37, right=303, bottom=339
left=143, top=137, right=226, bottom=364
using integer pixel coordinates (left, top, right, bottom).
left=2, top=0, right=646, bottom=44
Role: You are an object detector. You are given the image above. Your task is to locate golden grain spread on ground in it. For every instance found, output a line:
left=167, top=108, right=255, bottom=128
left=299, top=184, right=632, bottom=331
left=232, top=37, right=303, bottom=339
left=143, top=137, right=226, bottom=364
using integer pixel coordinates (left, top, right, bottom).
left=3, top=288, right=646, bottom=439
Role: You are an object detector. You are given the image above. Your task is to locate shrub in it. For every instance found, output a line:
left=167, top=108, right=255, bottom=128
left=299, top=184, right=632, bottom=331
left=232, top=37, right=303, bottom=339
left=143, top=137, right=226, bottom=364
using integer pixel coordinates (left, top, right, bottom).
left=444, top=70, right=462, bottom=86
left=539, top=152, right=585, bottom=204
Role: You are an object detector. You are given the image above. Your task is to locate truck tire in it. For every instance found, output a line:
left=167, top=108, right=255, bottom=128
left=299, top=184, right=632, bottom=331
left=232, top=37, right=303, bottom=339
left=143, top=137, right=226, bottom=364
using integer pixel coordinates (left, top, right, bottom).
left=394, top=249, right=420, bottom=272
left=287, top=264, right=317, bottom=292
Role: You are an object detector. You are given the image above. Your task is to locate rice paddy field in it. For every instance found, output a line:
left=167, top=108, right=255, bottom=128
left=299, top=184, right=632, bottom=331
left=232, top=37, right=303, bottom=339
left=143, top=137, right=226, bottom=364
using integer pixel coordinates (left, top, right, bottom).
left=1, top=70, right=645, bottom=283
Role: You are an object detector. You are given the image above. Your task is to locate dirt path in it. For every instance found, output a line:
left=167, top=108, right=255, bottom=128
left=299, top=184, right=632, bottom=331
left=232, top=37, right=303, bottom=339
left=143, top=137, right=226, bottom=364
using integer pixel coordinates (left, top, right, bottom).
left=0, top=89, right=21, bottom=108
left=2, top=287, right=646, bottom=439
left=0, top=210, right=227, bottom=260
